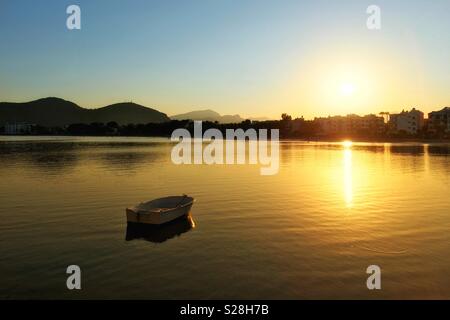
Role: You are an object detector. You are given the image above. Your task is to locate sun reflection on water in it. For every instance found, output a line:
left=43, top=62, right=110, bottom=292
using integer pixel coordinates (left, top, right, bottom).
left=343, top=142, right=353, bottom=208
left=344, top=149, right=353, bottom=208
left=342, top=140, right=353, bottom=149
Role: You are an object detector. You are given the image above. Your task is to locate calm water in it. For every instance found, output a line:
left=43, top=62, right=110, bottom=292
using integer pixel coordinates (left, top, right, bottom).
left=1, top=136, right=450, bottom=299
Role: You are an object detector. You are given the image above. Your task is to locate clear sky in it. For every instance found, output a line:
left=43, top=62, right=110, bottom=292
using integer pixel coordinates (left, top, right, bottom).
left=0, top=0, right=449, bottom=119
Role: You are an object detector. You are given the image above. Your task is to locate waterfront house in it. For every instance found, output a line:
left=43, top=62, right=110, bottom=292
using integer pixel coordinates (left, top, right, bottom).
left=389, top=108, right=424, bottom=135
left=428, top=107, right=450, bottom=133
left=314, top=114, right=385, bottom=136
left=4, top=122, right=34, bottom=135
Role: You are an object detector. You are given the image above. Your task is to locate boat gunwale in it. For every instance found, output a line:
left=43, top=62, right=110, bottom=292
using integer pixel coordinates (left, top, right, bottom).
left=127, top=197, right=195, bottom=215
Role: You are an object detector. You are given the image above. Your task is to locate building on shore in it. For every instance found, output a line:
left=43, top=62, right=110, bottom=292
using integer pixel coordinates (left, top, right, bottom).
left=314, top=114, right=385, bottom=136
left=428, top=107, right=450, bottom=133
left=388, top=108, right=424, bottom=135
left=4, top=123, right=35, bottom=135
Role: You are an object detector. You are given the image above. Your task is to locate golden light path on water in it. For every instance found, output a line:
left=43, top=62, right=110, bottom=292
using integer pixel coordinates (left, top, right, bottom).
left=343, top=141, right=353, bottom=208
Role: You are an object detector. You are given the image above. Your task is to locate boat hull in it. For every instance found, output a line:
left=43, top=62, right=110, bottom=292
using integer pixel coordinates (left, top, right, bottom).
left=126, top=203, right=193, bottom=225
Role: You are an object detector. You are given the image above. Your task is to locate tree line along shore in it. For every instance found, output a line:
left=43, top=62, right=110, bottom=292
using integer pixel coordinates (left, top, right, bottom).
left=1, top=114, right=450, bottom=142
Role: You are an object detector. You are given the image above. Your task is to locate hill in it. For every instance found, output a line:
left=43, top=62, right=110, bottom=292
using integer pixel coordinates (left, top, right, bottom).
left=171, top=109, right=243, bottom=123
left=89, top=102, right=169, bottom=125
left=0, top=98, right=170, bottom=126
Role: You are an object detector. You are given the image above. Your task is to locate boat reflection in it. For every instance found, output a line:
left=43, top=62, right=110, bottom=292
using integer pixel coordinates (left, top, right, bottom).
left=125, top=214, right=195, bottom=243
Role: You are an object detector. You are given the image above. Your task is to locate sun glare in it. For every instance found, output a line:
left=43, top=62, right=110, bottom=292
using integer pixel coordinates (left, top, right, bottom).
left=343, top=140, right=353, bottom=148
left=340, top=83, right=355, bottom=96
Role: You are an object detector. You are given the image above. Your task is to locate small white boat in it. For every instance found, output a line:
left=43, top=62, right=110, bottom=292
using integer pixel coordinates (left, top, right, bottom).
left=126, top=195, right=195, bottom=225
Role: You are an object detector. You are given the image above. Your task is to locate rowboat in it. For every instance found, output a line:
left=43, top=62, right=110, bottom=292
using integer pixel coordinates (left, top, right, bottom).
left=126, top=195, right=195, bottom=225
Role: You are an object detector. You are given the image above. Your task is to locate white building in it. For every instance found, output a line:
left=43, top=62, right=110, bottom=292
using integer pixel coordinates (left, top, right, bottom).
left=428, top=107, right=450, bottom=133
left=314, top=114, right=385, bottom=136
left=389, top=108, right=424, bottom=135
left=4, top=123, right=34, bottom=135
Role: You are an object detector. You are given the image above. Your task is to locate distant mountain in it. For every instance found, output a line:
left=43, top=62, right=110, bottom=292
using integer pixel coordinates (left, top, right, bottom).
left=90, top=102, right=169, bottom=125
left=0, top=97, right=170, bottom=126
left=248, top=116, right=272, bottom=121
left=171, top=109, right=244, bottom=123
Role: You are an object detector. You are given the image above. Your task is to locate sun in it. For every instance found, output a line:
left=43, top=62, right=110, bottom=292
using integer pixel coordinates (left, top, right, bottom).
left=340, top=83, right=355, bottom=96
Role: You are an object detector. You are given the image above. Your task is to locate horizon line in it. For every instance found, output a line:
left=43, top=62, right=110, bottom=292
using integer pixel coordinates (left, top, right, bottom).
left=1, top=96, right=449, bottom=121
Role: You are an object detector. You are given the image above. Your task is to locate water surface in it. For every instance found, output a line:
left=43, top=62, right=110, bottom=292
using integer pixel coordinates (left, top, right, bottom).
left=1, top=136, right=449, bottom=299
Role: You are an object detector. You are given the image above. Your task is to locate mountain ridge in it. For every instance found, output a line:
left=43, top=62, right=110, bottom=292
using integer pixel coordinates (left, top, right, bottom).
left=171, top=109, right=244, bottom=123
left=0, top=97, right=170, bottom=126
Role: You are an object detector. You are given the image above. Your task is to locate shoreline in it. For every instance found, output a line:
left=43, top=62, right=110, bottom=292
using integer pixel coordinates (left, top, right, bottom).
left=1, top=134, right=450, bottom=144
